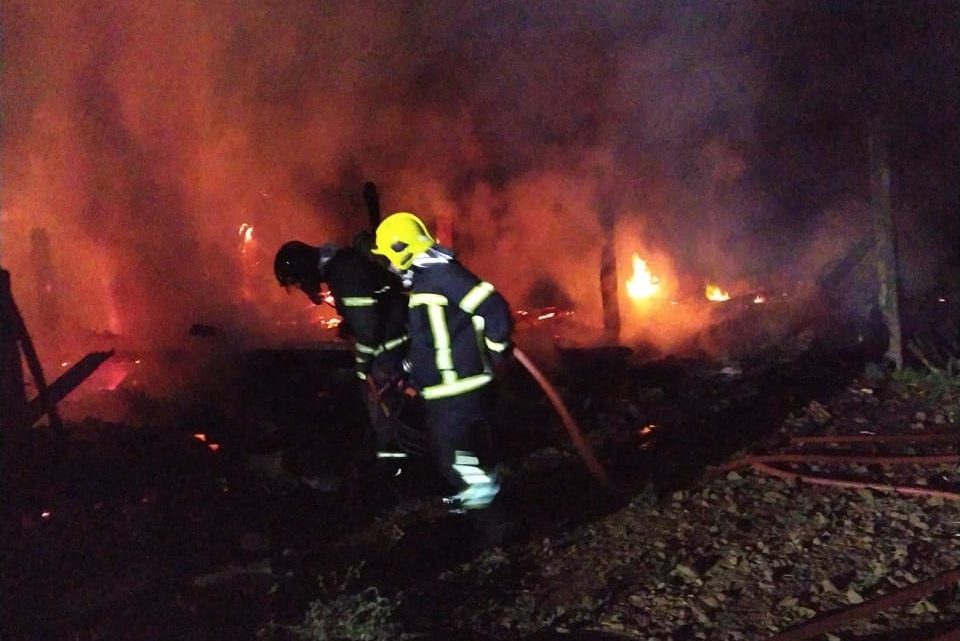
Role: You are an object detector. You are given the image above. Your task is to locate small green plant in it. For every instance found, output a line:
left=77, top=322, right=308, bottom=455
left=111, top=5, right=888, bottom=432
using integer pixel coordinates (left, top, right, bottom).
left=891, top=358, right=960, bottom=407
left=262, top=562, right=403, bottom=641
left=295, top=586, right=399, bottom=641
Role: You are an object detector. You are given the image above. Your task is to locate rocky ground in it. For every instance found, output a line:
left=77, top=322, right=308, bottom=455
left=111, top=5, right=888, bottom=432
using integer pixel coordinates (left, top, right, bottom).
left=4, top=321, right=959, bottom=641
left=262, top=342, right=960, bottom=641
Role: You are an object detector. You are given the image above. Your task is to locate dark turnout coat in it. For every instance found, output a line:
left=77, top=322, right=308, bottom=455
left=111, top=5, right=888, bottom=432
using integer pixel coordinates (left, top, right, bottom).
left=405, top=250, right=512, bottom=400
left=324, top=247, right=409, bottom=379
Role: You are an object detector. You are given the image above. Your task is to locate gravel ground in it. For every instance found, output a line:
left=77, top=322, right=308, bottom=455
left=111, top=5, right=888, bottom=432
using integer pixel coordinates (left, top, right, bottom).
left=274, top=366, right=960, bottom=641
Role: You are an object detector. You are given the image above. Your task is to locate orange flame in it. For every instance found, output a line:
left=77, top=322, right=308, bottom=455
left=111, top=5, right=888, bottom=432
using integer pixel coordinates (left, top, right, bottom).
left=705, top=284, right=730, bottom=302
left=626, top=254, right=661, bottom=300
left=238, top=223, right=254, bottom=252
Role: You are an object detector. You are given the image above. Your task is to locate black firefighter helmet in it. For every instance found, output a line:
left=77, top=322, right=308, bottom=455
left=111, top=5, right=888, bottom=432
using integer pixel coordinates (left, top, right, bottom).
left=274, top=240, right=339, bottom=288
left=274, top=240, right=319, bottom=288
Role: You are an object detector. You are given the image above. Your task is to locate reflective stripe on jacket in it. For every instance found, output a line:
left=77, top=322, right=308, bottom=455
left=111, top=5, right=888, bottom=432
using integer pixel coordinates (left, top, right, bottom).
left=406, top=259, right=512, bottom=400
left=325, top=247, right=409, bottom=376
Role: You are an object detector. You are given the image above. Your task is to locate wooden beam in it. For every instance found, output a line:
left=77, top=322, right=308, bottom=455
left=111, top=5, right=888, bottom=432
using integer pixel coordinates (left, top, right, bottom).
left=0, top=269, right=28, bottom=428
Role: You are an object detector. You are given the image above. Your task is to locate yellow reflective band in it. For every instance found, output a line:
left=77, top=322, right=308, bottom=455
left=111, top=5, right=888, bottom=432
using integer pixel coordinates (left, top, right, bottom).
left=409, top=293, right=448, bottom=307
left=472, top=316, right=493, bottom=373
left=486, top=338, right=508, bottom=352
left=356, top=371, right=367, bottom=380
left=437, top=348, right=454, bottom=371
left=426, top=304, right=455, bottom=373
left=421, top=373, right=493, bottom=400
left=472, top=316, right=486, bottom=351
left=382, top=335, right=409, bottom=351
left=454, top=451, right=480, bottom=466
left=453, top=464, right=493, bottom=485
left=459, top=281, right=495, bottom=314
left=341, top=296, right=376, bottom=307
left=355, top=343, right=378, bottom=354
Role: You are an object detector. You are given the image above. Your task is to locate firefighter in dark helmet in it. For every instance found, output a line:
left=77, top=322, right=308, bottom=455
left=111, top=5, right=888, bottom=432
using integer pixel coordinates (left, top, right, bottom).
left=372, top=212, right=513, bottom=512
left=273, top=239, right=412, bottom=462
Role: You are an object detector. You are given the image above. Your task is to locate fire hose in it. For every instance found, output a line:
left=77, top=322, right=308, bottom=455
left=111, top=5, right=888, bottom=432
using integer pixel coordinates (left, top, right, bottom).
left=365, top=346, right=615, bottom=489
left=717, top=453, right=960, bottom=471
left=752, top=462, right=960, bottom=501
left=762, top=566, right=960, bottom=641
left=711, top=432, right=960, bottom=500
left=513, top=347, right=615, bottom=490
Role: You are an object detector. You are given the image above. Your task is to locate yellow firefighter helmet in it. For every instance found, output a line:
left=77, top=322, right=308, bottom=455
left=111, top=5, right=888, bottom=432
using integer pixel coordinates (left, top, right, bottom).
left=372, top=212, right=436, bottom=270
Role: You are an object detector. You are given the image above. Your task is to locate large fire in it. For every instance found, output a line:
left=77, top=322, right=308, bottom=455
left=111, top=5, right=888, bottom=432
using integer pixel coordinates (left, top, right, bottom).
left=626, top=254, right=661, bottom=300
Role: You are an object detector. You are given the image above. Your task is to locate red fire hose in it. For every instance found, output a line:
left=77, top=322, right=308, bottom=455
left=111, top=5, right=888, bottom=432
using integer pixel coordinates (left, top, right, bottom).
left=513, top=347, right=615, bottom=490
left=790, top=433, right=957, bottom=446
left=717, top=453, right=960, bottom=471
left=763, top=566, right=960, bottom=641
left=752, top=462, right=960, bottom=501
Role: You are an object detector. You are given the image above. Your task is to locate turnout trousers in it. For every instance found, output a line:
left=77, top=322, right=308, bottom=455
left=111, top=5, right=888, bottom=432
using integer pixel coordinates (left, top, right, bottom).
left=424, top=386, right=500, bottom=508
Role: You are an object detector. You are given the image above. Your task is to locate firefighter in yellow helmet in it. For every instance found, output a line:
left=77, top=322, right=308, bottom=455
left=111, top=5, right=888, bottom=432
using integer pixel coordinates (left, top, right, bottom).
left=373, top=212, right=513, bottom=513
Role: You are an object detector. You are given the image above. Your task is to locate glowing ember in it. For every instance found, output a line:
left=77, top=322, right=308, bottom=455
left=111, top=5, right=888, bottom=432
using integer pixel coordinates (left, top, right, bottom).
left=96, top=360, right=131, bottom=391
left=626, top=254, right=661, bottom=300
left=705, top=284, right=730, bottom=302
left=238, top=223, right=254, bottom=252
left=238, top=222, right=260, bottom=301
left=753, top=294, right=766, bottom=304
left=193, top=433, right=207, bottom=442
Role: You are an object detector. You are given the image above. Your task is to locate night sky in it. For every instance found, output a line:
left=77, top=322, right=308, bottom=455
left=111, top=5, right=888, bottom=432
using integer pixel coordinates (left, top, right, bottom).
left=1, top=0, right=957, bottom=355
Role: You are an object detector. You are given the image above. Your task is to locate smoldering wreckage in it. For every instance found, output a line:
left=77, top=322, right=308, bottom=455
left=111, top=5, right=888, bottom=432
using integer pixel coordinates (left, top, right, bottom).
left=2, top=200, right=959, bottom=641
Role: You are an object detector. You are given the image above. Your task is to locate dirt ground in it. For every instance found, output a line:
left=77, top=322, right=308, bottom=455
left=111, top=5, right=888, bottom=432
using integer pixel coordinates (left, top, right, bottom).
left=3, top=313, right=959, bottom=641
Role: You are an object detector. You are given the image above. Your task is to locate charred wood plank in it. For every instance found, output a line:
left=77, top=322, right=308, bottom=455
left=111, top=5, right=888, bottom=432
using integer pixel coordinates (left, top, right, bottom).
left=19, top=350, right=115, bottom=429
left=0, top=268, right=63, bottom=431
left=0, top=269, right=28, bottom=425
left=362, top=181, right=381, bottom=231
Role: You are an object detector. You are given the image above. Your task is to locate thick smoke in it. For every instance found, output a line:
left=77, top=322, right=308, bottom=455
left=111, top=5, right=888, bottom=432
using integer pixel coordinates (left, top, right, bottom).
left=1, top=0, right=957, bottom=368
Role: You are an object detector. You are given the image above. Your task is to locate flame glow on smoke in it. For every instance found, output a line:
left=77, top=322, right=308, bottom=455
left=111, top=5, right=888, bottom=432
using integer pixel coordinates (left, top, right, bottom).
left=2, top=0, right=953, bottom=399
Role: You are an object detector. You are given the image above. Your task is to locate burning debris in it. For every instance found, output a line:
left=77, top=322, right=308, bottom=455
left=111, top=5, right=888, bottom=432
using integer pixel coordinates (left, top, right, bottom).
left=1, top=1, right=958, bottom=639
left=1, top=269, right=118, bottom=431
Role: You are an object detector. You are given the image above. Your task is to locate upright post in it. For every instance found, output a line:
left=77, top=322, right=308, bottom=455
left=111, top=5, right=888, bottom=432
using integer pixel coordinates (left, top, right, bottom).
left=0, top=269, right=28, bottom=428
left=599, top=206, right=620, bottom=343
left=869, top=120, right=903, bottom=370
